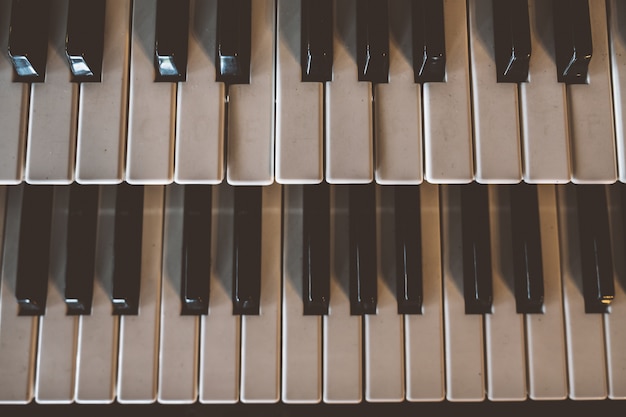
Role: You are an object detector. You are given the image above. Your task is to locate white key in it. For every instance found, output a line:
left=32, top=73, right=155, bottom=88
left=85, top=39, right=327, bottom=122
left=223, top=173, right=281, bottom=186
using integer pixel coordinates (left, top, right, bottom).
left=525, top=185, right=568, bottom=400
left=325, top=0, right=373, bottom=184
left=126, top=0, right=175, bottom=184
left=556, top=185, right=607, bottom=399
left=0, top=0, right=27, bottom=184
left=467, top=0, right=521, bottom=183
left=275, top=0, right=324, bottom=184
left=240, top=184, right=282, bottom=403
left=117, top=186, right=164, bottom=403
left=227, top=0, right=275, bottom=185
left=364, top=186, right=404, bottom=402
left=519, top=0, right=570, bottom=183
left=175, top=0, right=225, bottom=184
left=323, top=186, right=362, bottom=403
left=484, top=186, right=526, bottom=401
left=608, top=0, right=626, bottom=184
left=0, top=186, right=37, bottom=404
left=199, top=185, right=240, bottom=403
left=605, top=185, right=626, bottom=399
left=441, top=185, right=485, bottom=401
left=423, top=0, right=473, bottom=184
left=25, top=0, right=77, bottom=184
left=374, top=0, right=422, bottom=185
left=75, top=0, right=130, bottom=184
left=404, top=183, right=445, bottom=402
left=568, top=0, right=617, bottom=184
left=281, top=185, right=322, bottom=403
left=158, top=185, right=198, bottom=403
left=35, top=187, right=78, bottom=404
left=74, top=186, right=118, bottom=404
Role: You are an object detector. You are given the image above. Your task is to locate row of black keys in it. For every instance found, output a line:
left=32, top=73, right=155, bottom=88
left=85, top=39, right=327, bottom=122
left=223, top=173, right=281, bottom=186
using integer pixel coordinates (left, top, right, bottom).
left=8, top=0, right=592, bottom=85
left=11, top=183, right=616, bottom=318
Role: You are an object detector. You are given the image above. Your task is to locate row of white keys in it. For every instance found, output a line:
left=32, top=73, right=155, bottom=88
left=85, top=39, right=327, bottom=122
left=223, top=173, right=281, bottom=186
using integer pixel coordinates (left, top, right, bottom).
left=117, top=186, right=164, bottom=403
left=441, top=185, right=485, bottom=401
left=404, top=182, right=444, bottom=402
left=568, top=0, right=616, bottom=184
left=423, top=0, right=473, bottom=184
left=0, top=0, right=27, bottom=184
left=467, top=0, right=521, bottom=183
left=275, top=0, right=324, bottom=184
left=199, top=185, right=240, bottom=403
left=25, top=0, right=77, bottom=184
left=556, top=185, right=607, bottom=399
left=126, top=0, right=175, bottom=184
left=374, top=0, right=422, bottom=185
left=525, top=185, right=567, bottom=400
left=608, top=0, right=626, bottom=183
left=240, top=184, right=282, bottom=402
left=175, top=0, right=225, bottom=184
left=226, top=0, right=276, bottom=185
left=281, top=185, right=322, bottom=403
left=520, top=0, right=570, bottom=183
left=158, top=185, right=198, bottom=403
left=75, top=0, right=130, bottom=184
left=364, top=186, right=404, bottom=402
left=0, top=186, right=37, bottom=404
left=325, top=0, right=373, bottom=184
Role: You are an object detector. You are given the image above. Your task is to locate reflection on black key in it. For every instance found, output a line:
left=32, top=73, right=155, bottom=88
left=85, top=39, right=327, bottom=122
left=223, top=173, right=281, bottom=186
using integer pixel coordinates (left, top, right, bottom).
left=112, top=184, right=144, bottom=315
left=509, top=184, right=544, bottom=314
left=8, top=0, right=50, bottom=81
left=395, top=186, right=422, bottom=314
left=65, top=0, right=105, bottom=82
left=181, top=185, right=211, bottom=315
left=16, top=185, right=54, bottom=315
left=232, top=186, right=262, bottom=315
left=356, top=0, right=389, bottom=83
left=301, top=0, right=333, bottom=82
left=553, top=0, right=592, bottom=84
left=216, top=0, right=251, bottom=84
left=154, top=0, right=190, bottom=81
left=65, top=184, right=99, bottom=315
left=577, top=186, right=614, bottom=313
left=349, top=184, right=377, bottom=315
left=460, top=184, right=492, bottom=314
left=492, top=0, right=531, bottom=83
left=302, top=183, right=330, bottom=315
left=412, top=0, right=445, bottom=83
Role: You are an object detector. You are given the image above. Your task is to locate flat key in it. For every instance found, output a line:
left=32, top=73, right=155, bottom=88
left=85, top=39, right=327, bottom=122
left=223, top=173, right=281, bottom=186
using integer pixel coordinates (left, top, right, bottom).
left=65, top=0, right=106, bottom=81
left=216, top=0, right=251, bottom=84
left=553, top=0, right=592, bottom=84
left=412, top=0, right=446, bottom=83
left=301, top=0, right=333, bottom=82
left=492, top=0, right=531, bottom=83
left=395, top=186, right=423, bottom=314
left=8, top=0, right=49, bottom=81
left=356, top=0, right=389, bottom=83
left=154, top=0, right=189, bottom=81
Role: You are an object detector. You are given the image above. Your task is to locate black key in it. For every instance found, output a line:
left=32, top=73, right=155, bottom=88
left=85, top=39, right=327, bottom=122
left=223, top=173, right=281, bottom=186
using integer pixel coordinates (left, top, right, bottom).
left=509, top=184, right=544, bottom=314
left=302, top=183, right=330, bottom=315
left=356, top=0, right=389, bottom=83
left=65, top=184, right=99, bottom=315
left=460, top=184, right=492, bottom=314
left=492, top=0, right=531, bottom=83
left=553, top=0, right=592, bottom=84
left=576, top=186, right=614, bottom=313
left=65, top=0, right=106, bottom=82
left=301, top=0, right=333, bottom=82
left=15, top=185, right=54, bottom=315
left=111, top=184, right=144, bottom=315
left=349, top=184, right=377, bottom=315
left=154, top=0, right=190, bottom=82
left=411, top=0, right=445, bottom=83
left=8, top=0, right=50, bottom=81
left=216, top=0, right=251, bottom=84
left=232, top=186, right=262, bottom=315
left=395, top=186, right=422, bottom=314
left=181, top=185, right=212, bottom=315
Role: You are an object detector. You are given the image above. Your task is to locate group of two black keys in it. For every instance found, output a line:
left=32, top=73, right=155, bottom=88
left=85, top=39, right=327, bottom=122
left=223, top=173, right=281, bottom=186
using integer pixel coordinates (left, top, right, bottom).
left=8, top=0, right=593, bottom=86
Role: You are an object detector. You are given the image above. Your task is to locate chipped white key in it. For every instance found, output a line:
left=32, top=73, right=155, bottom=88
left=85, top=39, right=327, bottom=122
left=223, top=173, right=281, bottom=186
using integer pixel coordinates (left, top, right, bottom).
left=175, top=0, right=225, bottom=184
left=75, top=0, right=130, bottom=184
left=608, top=0, right=626, bottom=183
